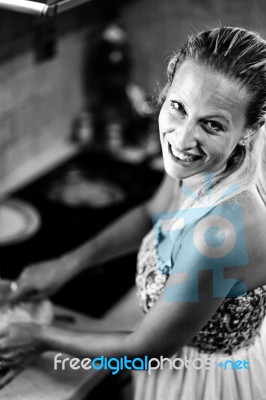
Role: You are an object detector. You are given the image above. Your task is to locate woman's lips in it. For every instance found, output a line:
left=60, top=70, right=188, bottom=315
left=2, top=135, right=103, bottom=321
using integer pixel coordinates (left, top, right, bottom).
left=167, top=142, right=203, bottom=164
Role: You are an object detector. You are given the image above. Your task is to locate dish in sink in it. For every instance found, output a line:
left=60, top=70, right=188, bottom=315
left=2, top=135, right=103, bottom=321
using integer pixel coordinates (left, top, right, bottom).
left=0, top=280, right=53, bottom=388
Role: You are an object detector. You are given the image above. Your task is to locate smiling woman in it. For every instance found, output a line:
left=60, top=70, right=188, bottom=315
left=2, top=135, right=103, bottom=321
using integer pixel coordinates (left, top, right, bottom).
left=1, top=26, right=266, bottom=400
left=159, top=61, right=249, bottom=180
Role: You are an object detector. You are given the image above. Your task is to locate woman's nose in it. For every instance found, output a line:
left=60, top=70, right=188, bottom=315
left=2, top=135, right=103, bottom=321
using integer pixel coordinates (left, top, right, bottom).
left=171, top=121, right=197, bottom=150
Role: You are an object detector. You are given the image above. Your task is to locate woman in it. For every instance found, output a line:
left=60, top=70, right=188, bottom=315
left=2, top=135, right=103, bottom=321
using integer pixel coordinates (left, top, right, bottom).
left=1, top=27, right=266, bottom=399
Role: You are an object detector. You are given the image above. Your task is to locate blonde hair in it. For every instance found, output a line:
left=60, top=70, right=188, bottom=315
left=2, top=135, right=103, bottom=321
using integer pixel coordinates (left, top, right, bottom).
left=159, top=27, right=266, bottom=204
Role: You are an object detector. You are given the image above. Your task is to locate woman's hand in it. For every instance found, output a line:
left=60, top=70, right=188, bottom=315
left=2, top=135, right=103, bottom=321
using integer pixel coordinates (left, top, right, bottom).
left=8, top=256, right=76, bottom=305
left=0, top=321, right=44, bottom=387
left=0, top=321, right=43, bottom=355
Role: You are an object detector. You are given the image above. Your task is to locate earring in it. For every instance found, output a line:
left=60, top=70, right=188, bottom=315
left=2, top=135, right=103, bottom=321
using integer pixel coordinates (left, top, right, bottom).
left=241, top=141, right=246, bottom=146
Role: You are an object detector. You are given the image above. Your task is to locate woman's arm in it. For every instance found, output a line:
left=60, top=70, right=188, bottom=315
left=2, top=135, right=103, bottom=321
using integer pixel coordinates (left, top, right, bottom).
left=9, top=174, right=175, bottom=303
left=42, top=200, right=253, bottom=359
left=66, top=173, right=175, bottom=275
left=14, top=250, right=232, bottom=361
left=2, top=266, right=231, bottom=363
left=2, top=202, right=250, bottom=365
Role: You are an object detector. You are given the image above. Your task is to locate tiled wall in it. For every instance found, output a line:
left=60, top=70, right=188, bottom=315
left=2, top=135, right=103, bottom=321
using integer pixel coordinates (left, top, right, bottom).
left=122, top=0, right=266, bottom=95
left=0, top=9, right=92, bottom=192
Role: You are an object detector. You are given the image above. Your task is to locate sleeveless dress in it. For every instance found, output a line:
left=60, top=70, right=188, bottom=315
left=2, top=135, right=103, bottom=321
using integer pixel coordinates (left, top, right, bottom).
left=132, top=194, right=266, bottom=400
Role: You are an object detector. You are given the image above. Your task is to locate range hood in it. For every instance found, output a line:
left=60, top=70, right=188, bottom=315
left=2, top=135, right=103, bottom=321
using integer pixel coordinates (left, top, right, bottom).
left=0, top=0, right=92, bottom=18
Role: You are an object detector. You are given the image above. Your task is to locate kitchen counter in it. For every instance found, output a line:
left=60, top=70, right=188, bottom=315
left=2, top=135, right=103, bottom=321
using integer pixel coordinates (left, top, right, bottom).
left=0, top=147, right=161, bottom=398
left=2, top=149, right=163, bottom=317
left=0, top=286, right=143, bottom=400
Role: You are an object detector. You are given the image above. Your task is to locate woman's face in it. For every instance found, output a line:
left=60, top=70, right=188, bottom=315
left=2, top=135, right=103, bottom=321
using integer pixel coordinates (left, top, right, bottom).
left=159, top=60, right=251, bottom=180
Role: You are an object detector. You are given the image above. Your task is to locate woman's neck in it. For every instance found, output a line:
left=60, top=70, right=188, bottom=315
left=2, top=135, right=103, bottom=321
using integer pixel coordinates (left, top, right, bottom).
left=182, top=165, right=227, bottom=195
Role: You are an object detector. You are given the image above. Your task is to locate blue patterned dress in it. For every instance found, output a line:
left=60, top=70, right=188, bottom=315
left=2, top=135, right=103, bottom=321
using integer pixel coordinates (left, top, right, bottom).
left=133, top=202, right=266, bottom=400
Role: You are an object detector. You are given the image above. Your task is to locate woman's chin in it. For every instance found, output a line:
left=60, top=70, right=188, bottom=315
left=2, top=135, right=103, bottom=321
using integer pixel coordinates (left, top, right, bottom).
left=163, top=156, right=205, bottom=180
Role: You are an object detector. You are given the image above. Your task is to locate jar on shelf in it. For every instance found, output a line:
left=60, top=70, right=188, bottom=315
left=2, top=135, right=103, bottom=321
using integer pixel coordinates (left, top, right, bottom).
left=71, top=112, right=94, bottom=146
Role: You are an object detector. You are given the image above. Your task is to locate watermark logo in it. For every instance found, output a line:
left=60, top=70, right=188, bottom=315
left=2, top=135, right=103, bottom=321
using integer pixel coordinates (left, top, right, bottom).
left=217, top=359, right=250, bottom=370
left=148, top=356, right=250, bottom=373
left=54, top=354, right=149, bottom=375
left=54, top=354, right=250, bottom=374
left=153, top=174, right=249, bottom=302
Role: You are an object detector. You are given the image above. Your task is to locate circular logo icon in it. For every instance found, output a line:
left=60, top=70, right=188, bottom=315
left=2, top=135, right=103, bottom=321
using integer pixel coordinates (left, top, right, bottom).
left=193, top=216, right=236, bottom=258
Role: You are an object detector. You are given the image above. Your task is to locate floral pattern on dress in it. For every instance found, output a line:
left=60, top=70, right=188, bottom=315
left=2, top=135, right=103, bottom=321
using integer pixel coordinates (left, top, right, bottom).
left=135, top=227, right=266, bottom=354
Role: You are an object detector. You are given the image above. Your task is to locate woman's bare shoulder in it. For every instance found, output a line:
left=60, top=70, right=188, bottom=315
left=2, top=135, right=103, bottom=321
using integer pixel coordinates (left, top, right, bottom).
left=221, top=188, right=266, bottom=229
left=220, top=189, right=266, bottom=288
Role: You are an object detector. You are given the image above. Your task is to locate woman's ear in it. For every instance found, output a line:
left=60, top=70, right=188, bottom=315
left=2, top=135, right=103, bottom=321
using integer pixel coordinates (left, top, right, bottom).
left=239, top=120, right=265, bottom=146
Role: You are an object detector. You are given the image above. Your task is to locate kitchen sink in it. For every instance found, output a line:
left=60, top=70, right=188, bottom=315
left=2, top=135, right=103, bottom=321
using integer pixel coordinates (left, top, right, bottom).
left=1, top=148, right=163, bottom=317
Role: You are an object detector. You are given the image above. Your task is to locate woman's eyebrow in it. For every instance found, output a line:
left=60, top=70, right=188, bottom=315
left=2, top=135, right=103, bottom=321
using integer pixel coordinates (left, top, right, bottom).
left=169, top=89, right=233, bottom=125
left=201, top=114, right=231, bottom=125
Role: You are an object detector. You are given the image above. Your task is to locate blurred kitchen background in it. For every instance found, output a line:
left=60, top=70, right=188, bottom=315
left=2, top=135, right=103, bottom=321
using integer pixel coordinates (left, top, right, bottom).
left=0, top=0, right=266, bottom=398
left=1, top=0, right=265, bottom=193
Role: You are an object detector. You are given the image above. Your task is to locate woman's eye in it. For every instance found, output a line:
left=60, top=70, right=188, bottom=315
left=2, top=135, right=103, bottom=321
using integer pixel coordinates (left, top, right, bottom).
left=170, top=100, right=186, bottom=116
left=205, top=120, right=224, bottom=133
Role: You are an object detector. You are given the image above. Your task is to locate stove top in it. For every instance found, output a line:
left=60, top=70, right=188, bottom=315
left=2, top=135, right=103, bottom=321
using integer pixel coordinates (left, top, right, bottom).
left=1, top=149, right=163, bottom=316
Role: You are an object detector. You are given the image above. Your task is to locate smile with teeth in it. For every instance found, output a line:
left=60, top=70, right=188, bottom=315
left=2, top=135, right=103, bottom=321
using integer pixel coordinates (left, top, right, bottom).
left=170, top=144, right=201, bottom=162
